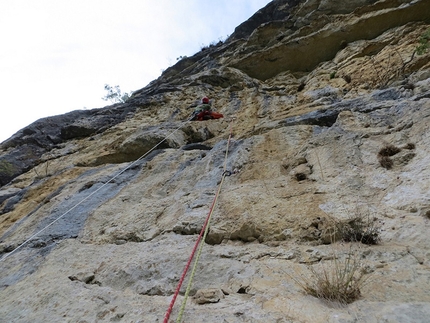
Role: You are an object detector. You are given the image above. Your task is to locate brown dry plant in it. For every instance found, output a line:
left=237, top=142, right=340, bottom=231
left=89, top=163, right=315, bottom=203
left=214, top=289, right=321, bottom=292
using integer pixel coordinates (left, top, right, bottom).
left=378, top=144, right=401, bottom=157
left=403, top=142, right=416, bottom=150
left=377, top=144, right=401, bottom=169
left=297, top=247, right=369, bottom=304
left=336, top=214, right=381, bottom=245
left=378, top=155, right=393, bottom=169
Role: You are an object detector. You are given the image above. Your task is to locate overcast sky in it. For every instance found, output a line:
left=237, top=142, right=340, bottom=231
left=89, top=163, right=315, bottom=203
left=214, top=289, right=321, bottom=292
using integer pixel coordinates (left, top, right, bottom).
left=0, top=0, right=271, bottom=143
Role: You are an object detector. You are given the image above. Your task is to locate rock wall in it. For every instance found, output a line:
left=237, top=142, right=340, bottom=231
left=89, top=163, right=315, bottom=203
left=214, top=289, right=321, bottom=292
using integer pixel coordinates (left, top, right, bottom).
left=1, top=0, right=430, bottom=322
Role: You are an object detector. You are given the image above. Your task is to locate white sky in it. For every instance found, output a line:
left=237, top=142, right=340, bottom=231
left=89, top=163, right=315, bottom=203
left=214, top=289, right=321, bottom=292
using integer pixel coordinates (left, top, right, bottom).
left=0, top=0, right=271, bottom=143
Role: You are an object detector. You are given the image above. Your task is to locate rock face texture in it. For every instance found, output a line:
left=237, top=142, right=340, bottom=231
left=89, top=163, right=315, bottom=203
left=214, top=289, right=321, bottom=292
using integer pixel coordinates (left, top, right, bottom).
left=1, top=1, right=430, bottom=322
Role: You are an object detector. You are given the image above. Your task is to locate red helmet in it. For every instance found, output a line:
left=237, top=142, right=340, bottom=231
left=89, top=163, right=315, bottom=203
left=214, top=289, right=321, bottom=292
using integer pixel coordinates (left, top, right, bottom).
left=202, top=97, right=209, bottom=104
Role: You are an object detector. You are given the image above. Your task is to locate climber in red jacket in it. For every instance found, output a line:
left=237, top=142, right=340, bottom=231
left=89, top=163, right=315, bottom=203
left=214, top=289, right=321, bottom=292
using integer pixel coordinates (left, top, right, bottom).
left=190, top=97, right=224, bottom=121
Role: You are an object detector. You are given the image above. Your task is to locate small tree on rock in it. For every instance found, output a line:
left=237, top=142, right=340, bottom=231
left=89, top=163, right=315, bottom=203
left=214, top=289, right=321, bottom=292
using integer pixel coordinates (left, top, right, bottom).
left=102, top=84, right=132, bottom=103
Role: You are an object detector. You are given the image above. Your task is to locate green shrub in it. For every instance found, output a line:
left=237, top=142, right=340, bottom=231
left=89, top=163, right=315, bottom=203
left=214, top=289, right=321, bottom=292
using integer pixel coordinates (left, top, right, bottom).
left=102, top=84, right=132, bottom=103
left=416, top=28, right=430, bottom=55
left=0, top=160, right=15, bottom=176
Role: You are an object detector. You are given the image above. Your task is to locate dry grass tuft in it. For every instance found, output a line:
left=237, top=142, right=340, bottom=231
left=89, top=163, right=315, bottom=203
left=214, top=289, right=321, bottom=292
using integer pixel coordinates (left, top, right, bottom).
left=298, top=248, right=368, bottom=304
left=403, top=142, right=416, bottom=150
left=336, top=215, right=381, bottom=245
left=378, top=144, right=401, bottom=157
left=377, top=144, right=401, bottom=169
left=295, top=173, right=307, bottom=181
left=377, top=155, right=393, bottom=169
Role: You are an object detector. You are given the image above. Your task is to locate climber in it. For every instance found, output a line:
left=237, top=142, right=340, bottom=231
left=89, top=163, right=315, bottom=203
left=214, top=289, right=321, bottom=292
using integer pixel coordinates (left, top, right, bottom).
left=190, top=97, right=224, bottom=121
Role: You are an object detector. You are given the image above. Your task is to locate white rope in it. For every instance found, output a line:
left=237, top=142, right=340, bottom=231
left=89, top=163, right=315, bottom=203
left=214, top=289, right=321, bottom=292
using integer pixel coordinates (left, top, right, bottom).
left=0, top=119, right=192, bottom=262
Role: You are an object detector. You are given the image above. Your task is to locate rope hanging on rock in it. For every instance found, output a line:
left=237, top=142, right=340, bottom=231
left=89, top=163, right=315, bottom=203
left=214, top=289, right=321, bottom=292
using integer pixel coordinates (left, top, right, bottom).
left=175, top=172, right=227, bottom=323
left=0, top=119, right=192, bottom=263
left=163, top=118, right=235, bottom=323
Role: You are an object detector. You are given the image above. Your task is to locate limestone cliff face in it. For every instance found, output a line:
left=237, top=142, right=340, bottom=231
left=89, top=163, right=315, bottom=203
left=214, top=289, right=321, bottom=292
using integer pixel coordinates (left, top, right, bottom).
left=1, top=1, right=430, bottom=322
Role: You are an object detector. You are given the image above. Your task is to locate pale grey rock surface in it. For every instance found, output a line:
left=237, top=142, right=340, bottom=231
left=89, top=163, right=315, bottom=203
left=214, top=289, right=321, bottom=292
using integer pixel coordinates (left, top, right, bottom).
left=1, top=0, right=430, bottom=322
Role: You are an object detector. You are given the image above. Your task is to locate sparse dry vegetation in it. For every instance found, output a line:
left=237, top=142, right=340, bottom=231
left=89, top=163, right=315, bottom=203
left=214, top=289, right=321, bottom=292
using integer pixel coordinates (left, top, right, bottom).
left=298, top=248, right=368, bottom=304
left=403, top=143, right=416, bottom=150
left=377, top=144, right=401, bottom=169
left=378, top=155, right=393, bottom=169
left=294, top=206, right=378, bottom=304
left=362, top=40, right=420, bottom=89
left=336, top=214, right=381, bottom=245
left=295, top=173, right=307, bottom=181
left=378, top=144, right=401, bottom=157
left=342, top=74, right=351, bottom=83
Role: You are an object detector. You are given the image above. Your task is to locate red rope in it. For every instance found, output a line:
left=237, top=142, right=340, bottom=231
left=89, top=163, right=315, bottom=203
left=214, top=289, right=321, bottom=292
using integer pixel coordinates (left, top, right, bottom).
left=163, top=184, right=223, bottom=323
left=163, top=118, right=235, bottom=322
